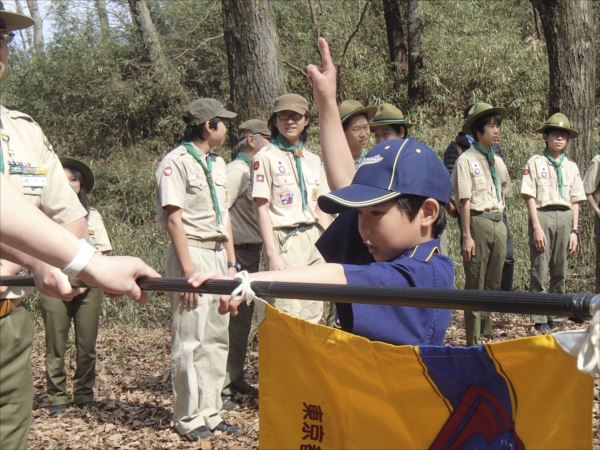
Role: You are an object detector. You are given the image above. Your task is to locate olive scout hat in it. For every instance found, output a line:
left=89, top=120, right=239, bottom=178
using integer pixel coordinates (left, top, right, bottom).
left=60, top=157, right=95, bottom=192
left=370, top=103, right=413, bottom=128
left=182, top=98, right=236, bottom=126
left=536, top=112, right=579, bottom=138
left=462, top=102, right=506, bottom=134
left=272, top=93, right=309, bottom=116
left=0, top=1, right=34, bottom=32
left=318, top=137, right=451, bottom=214
left=239, top=119, right=271, bottom=138
left=339, top=100, right=377, bottom=124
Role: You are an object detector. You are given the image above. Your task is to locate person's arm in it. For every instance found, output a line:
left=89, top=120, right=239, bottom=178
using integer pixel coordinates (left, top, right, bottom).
left=307, top=38, right=355, bottom=189
left=587, top=193, right=600, bottom=217
left=254, top=198, right=286, bottom=271
left=524, top=196, right=545, bottom=253
left=224, top=217, right=237, bottom=276
left=568, top=202, right=580, bottom=255
left=459, top=199, right=475, bottom=262
left=63, top=217, right=88, bottom=239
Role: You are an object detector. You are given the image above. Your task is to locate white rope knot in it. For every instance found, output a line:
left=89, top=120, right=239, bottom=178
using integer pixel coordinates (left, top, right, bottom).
left=230, top=271, right=261, bottom=306
left=577, top=310, right=600, bottom=375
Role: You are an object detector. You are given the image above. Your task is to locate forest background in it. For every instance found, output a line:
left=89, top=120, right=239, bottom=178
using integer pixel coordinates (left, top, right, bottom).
left=3, top=0, right=599, bottom=325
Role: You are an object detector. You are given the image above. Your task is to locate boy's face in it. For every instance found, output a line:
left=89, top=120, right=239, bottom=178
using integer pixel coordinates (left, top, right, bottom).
left=344, top=114, right=370, bottom=154
left=476, top=122, right=500, bottom=148
left=357, top=200, right=421, bottom=262
left=544, top=130, right=569, bottom=154
left=373, top=125, right=404, bottom=144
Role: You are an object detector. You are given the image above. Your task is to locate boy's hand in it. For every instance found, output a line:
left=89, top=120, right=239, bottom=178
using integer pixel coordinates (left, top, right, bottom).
left=568, top=232, right=578, bottom=255
left=306, top=37, right=337, bottom=106
left=462, top=236, right=476, bottom=262
left=532, top=226, right=546, bottom=253
left=187, top=272, right=241, bottom=315
left=268, top=253, right=287, bottom=271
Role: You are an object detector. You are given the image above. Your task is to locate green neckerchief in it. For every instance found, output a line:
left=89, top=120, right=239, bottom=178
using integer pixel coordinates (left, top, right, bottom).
left=473, top=142, right=501, bottom=201
left=0, top=146, right=3, bottom=173
left=543, top=147, right=565, bottom=198
left=182, top=141, right=222, bottom=225
left=235, top=151, right=252, bottom=165
left=273, top=135, right=308, bottom=212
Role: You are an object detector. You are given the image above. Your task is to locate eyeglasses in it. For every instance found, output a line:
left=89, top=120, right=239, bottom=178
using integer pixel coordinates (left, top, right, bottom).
left=0, top=32, right=15, bottom=44
left=276, top=111, right=304, bottom=122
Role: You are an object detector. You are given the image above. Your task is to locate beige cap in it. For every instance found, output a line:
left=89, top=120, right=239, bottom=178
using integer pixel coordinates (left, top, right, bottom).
left=462, top=102, right=506, bottom=134
left=182, top=98, right=237, bottom=126
left=536, top=112, right=578, bottom=138
left=272, top=93, right=309, bottom=115
left=239, top=119, right=271, bottom=137
left=370, top=103, right=413, bottom=128
left=0, top=1, right=34, bottom=32
left=338, top=100, right=377, bottom=124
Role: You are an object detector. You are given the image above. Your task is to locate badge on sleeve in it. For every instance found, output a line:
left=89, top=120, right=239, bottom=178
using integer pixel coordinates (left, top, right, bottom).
left=256, top=174, right=264, bottom=182
left=253, top=161, right=260, bottom=170
left=163, top=166, right=173, bottom=176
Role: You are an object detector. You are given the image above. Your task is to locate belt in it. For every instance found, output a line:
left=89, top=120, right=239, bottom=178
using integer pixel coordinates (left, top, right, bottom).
left=187, top=239, right=225, bottom=250
left=235, top=243, right=262, bottom=252
left=538, top=205, right=571, bottom=212
left=471, top=211, right=503, bottom=222
left=0, top=299, right=21, bottom=319
left=278, top=223, right=316, bottom=248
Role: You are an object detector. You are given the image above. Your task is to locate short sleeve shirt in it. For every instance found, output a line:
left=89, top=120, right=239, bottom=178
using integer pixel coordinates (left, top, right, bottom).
left=87, top=208, right=112, bottom=252
left=452, top=147, right=511, bottom=213
left=251, top=142, right=329, bottom=228
left=520, top=154, right=585, bottom=208
left=0, top=106, right=86, bottom=225
left=583, top=155, right=600, bottom=204
left=155, top=144, right=230, bottom=241
left=227, top=157, right=261, bottom=245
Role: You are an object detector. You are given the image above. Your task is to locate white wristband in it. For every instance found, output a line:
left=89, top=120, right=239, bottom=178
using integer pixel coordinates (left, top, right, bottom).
left=62, top=239, right=97, bottom=277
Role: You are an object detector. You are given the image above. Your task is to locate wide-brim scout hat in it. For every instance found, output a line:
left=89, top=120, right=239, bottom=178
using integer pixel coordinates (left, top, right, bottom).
left=318, top=138, right=451, bottom=214
left=60, top=157, right=95, bottom=192
left=272, top=93, right=309, bottom=116
left=182, top=98, right=236, bottom=126
left=0, top=1, right=34, bottom=32
left=370, top=103, right=413, bottom=128
left=536, top=112, right=578, bottom=138
left=461, top=102, right=506, bottom=134
left=239, top=119, right=271, bottom=138
left=339, top=100, right=377, bottom=124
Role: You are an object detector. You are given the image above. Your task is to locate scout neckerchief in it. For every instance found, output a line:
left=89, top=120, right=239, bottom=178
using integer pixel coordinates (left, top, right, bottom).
left=182, top=141, right=223, bottom=225
left=235, top=151, right=252, bottom=165
left=473, top=142, right=501, bottom=201
left=273, top=135, right=309, bottom=212
left=543, top=147, right=565, bottom=198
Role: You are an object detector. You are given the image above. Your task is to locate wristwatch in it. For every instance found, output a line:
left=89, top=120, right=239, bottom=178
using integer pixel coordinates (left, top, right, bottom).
left=571, top=229, right=580, bottom=236
left=227, top=261, right=241, bottom=271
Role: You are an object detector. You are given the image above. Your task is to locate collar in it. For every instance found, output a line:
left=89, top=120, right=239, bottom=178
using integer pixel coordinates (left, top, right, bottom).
left=394, top=238, right=441, bottom=263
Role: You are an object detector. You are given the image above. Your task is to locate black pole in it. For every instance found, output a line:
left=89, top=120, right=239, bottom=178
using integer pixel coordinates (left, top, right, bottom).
left=1, top=276, right=597, bottom=321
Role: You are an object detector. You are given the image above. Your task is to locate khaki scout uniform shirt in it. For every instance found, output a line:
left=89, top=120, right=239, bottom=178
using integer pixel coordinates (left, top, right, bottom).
left=452, top=147, right=511, bottom=213
left=520, top=154, right=585, bottom=208
left=0, top=106, right=87, bottom=299
left=583, top=155, right=600, bottom=205
left=227, top=157, right=261, bottom=245
left=87, top=208, right=112, bottom=253
left=251, top=143, right=328, bottom=228
left=155, top=144, right=230, bottom=241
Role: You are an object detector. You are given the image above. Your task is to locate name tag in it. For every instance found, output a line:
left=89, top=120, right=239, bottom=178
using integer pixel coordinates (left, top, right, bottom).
left=21, top=175, right=47, bottom=188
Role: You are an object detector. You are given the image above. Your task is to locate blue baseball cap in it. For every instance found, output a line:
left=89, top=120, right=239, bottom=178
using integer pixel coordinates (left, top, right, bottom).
left=318, top=138, right=451, bottom=214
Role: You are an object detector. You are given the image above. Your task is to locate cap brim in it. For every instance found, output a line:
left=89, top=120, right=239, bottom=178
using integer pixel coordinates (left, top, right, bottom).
left=536, top=125, right=578, bottom=138
left=60, top=157, right=95, bottom=192
left=341, top=106, right=378, bottom=124
left=370, top=119, right=413, bottom=128
left=318, top=184, right=402, bottom=214
left=272, top=105, right=307, bottom=115
left=218, top=109, right=237, bottom=119
left=462, top=107, right=506, bottom=134
left=0, top=11, right=34, bottom=31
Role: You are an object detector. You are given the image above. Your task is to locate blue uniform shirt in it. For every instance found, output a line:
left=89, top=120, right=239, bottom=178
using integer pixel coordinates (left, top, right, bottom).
left=316, top=211, right=453, bottom=346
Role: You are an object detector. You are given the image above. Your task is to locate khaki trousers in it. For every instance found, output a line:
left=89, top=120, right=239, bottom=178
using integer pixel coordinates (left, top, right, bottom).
left=0, top=305, right=33, bottom=450
left=266, top=225, right=324, bottom=323
left=166, top=244, right=229, bottom=435
left=463, top=213, right=507, bottom=345
left=39, top=288, right=103, bottom=406
left=529, top=208, right=572, bottom=324
left=223, top=244, right=260, bottom=395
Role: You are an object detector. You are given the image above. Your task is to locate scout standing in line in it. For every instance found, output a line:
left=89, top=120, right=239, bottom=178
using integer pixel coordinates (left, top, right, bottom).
left=521, top=113, right=585, bottom=332
left=155, top=99, right=241, bottom=441
left=583, top=153, right=600, bottom=293
left=221, top=119, right=270, bottom=408
left=370, top=102, right=412, bottom=144
left=252, top=93, right=331, bottom=323
left=452, top=102, right=511, bottom=346
left=339, top=100, right=376, bottom=166
left=0, top=4, right=88, bottom=448
left=39, top=158, right=112, bottom=416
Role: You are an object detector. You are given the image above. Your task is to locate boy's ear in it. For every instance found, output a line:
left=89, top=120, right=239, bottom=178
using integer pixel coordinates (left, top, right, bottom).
left=420, top=198, right=440, bottom=227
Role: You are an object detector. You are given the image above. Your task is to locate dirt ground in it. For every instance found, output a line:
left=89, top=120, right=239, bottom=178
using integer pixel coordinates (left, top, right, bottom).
left=27, top=311, right=599, bottom=449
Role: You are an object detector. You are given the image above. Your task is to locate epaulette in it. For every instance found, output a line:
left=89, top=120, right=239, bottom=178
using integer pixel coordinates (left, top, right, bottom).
left=6, top=108, right=35, bottom=123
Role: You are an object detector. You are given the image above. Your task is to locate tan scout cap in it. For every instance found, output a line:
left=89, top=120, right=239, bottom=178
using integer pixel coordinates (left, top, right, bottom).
left=370, top=103, right=413, bottom=128
left=239, top=119, right=271, bottom=137
left=0, top=1, right=34, bottom=32
left=272, top=93, right=309, bottom=115
left=338, top=100, right=377, bottom=124
left=462, top=102, right=506, bottom=134
left=60, top=157, right=95, bottom=192
left=536, top=112, right=578, bottom=138
left=183, top=98, right=237, bottom=126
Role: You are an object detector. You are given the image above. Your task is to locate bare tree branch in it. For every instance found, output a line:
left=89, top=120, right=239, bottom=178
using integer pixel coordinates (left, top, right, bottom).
left=339, top=0, right=371, bottom=69
left=284, top=60, right=307, bottom=77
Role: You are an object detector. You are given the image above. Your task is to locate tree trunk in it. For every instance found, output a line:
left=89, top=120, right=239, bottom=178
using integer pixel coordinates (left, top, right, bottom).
left=382, top=0, right=407, bottom=92
left=531, top=0, right=596, bottom=167
left=14, top=0, right=32, bottom=51
left=95, top=0, right=110, bottom=38
left=128, top=0, right=164, bottom=65
left=222, top=0, right=287, bottom=127
left=25, top=0, right=43, bottom=55
left=406, top=0, right=424, bottom=103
